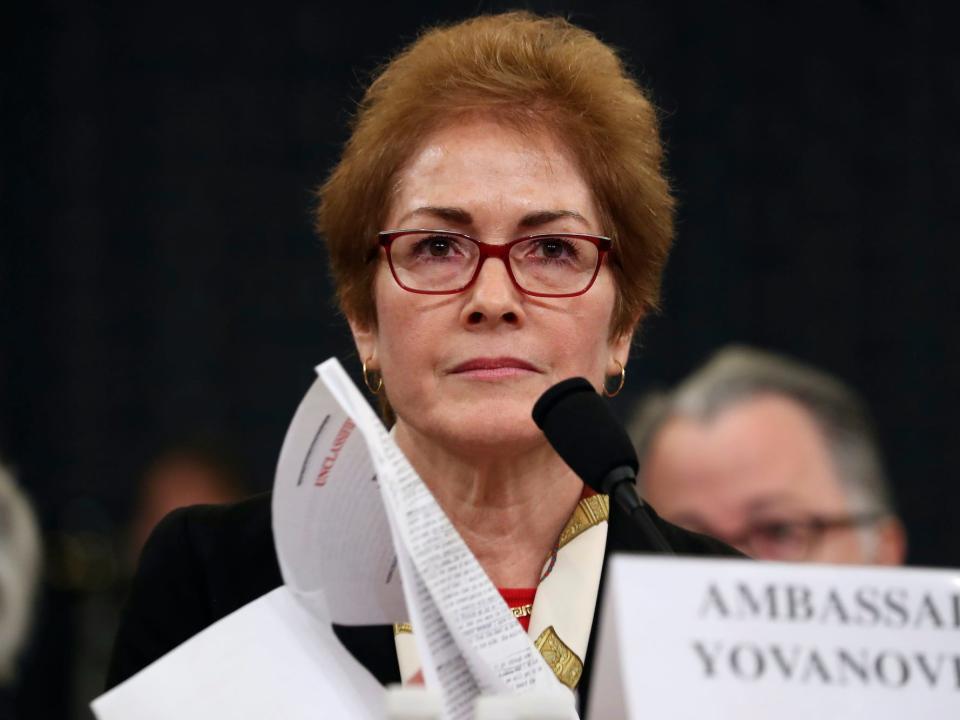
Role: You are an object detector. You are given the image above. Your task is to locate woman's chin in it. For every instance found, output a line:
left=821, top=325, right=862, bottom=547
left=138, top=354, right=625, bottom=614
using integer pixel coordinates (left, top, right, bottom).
left=397, top=397, right=546, bottom=455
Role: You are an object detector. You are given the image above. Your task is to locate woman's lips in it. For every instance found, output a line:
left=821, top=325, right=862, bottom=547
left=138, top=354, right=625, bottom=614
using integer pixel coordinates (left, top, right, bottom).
left=449, top=357, right=541, bottom=380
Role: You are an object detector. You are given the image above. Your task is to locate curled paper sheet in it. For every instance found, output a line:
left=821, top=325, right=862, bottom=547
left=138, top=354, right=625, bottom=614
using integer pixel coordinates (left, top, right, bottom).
left=272, top=367, right=406, bottom=625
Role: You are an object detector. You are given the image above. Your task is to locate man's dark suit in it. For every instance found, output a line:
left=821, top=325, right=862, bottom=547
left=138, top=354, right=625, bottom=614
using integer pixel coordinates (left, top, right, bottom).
left=106, top=491, right=738, bottom=711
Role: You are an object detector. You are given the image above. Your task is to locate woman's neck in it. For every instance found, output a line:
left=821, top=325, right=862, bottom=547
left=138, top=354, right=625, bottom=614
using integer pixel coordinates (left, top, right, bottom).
left=394, top=420, right=584, bottom=588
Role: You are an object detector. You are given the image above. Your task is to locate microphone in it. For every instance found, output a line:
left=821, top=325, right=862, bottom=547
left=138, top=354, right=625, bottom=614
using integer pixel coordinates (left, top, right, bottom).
left=532, top=377, right=674, bottom=553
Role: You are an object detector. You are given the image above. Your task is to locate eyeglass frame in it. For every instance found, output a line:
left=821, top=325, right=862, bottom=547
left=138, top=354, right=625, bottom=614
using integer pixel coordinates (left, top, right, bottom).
left=724, top=511, right=885, bottom=561
left=376, top=229, right=613, bottom=298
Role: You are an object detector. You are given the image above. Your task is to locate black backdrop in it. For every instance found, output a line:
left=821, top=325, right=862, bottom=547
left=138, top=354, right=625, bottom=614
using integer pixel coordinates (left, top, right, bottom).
left=2, top=1, right=959, bottom=715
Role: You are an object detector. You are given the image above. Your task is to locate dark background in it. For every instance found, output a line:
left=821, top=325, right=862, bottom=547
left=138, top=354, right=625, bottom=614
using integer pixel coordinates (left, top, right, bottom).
left=2, top=1, right=958, bottom=717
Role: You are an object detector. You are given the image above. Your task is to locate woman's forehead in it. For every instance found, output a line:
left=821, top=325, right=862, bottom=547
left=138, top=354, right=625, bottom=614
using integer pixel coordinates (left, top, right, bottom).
left=386, top=118, right=600, bottom=232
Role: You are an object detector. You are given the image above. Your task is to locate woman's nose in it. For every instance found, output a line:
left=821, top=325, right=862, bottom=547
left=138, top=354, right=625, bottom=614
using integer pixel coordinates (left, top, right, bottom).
left=460, top=256, right=525, bottom=327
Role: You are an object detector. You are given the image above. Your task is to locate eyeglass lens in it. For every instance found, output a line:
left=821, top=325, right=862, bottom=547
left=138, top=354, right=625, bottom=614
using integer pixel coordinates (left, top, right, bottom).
left=387, top=232, right=601, bottom=295
left=745, top=522, right=814, bottom=561
left=739, top=513, right=881, bottom=561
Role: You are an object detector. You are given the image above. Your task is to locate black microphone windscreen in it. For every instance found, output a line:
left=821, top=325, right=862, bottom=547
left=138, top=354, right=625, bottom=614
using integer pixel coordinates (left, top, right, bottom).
left=531, top=377, right=638, bottom=493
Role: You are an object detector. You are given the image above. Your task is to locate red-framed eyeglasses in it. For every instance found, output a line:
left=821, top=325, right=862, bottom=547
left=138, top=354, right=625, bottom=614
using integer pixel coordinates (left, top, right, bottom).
left=377, top=229, right=612, bottom=297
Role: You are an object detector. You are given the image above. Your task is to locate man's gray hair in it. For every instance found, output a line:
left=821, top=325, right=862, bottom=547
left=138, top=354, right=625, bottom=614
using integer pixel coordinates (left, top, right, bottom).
left=629, top=346, right=894, bottom=515
left=0, top=462, right=41, bottom=683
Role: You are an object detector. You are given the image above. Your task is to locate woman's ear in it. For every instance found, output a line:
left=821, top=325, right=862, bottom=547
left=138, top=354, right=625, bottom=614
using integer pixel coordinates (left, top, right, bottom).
left=607, top=326, right=636, bottom=376
left=348, top=316, right=379, bottom=367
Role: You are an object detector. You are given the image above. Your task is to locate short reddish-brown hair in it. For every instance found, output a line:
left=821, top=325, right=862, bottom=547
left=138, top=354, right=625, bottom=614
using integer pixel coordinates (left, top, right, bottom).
left=317, top=11, right=675, bottom=339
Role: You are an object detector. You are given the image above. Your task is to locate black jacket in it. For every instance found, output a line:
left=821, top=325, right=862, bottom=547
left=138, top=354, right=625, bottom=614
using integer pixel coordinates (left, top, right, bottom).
left=106, top=492, right=738, bottom=711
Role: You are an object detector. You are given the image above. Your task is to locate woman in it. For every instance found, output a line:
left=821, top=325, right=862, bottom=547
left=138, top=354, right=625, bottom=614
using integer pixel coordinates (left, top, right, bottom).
left=107, top=11, right=736, bottom=710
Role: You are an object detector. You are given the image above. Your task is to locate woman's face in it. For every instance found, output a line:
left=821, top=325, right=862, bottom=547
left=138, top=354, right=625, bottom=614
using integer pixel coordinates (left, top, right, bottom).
left=351, top=117, right=632, bottom=456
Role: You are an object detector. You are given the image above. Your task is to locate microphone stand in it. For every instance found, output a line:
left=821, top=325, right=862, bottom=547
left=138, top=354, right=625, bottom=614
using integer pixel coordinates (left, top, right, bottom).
left=603, top=466, right=674, bottom=554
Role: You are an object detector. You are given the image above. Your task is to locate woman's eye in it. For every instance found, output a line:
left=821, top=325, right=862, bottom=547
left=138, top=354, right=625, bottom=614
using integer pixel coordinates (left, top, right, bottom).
left=532, top=237, right=576, bottom=260
left=540, top=239, right=565, bottom=258
left=424, top=237, right=450, bottom=257
left=413, top=235, right=461, bottom=258
left=427, top=237, right=451, bottom=256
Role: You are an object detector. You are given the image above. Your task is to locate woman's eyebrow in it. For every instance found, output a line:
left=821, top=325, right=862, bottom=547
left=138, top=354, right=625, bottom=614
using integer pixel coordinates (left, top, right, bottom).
left=396, top=206, right=590, bottom=229
left=518, top=209, right=590, bottom=229
left=398, top=206, right=473, bottom=226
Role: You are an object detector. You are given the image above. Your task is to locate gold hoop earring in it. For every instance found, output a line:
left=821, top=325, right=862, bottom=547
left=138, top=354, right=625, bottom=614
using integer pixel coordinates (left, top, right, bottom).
left=603, top=360, right=626, bottom=398
left=362, top=357, right=383, bottom=394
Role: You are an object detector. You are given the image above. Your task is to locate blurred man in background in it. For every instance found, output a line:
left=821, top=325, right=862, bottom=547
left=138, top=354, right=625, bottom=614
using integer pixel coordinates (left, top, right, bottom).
left=71, top=442, right=248, bottom=718
left=0, top=463, right=41, bottom=719
left=628, top=346, right=906, bottom=564
left=128, top=444, right=248, bottom=567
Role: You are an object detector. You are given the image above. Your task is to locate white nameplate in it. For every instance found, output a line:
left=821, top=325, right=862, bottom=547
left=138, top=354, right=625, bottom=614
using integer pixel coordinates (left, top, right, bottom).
left=587, top=556, right=960, bottom=719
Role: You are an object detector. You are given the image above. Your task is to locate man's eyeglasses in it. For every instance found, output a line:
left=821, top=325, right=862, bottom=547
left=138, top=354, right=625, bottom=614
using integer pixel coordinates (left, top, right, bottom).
left=724, top=512, right=885, bottom=561
left=377, top=229, right=612, bottom=297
